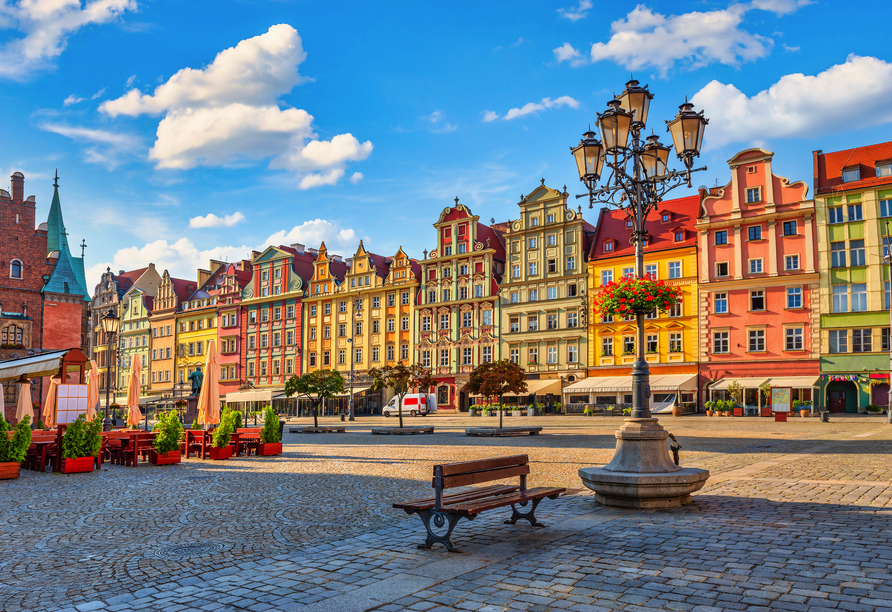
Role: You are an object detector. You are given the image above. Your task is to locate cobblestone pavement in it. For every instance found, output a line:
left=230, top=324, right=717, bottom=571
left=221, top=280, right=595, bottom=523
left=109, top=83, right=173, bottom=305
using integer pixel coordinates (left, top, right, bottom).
left=1, top=414, right=890, bottom=612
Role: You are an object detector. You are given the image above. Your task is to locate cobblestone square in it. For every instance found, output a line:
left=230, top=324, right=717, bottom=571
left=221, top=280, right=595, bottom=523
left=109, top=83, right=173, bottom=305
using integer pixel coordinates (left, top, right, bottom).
left=1, top=414, right=890, bottom=612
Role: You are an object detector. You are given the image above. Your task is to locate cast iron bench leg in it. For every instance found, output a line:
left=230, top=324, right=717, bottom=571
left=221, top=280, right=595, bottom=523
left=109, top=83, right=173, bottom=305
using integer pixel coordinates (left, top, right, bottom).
left=417, top=509, right=466, bottom=553
left=505, top=498, right=545, bottom=527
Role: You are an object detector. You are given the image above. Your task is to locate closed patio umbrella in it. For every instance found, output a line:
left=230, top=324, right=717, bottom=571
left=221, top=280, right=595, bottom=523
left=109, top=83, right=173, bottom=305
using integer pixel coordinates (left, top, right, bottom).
left=86, top=360, right=99, bottom=420
left=16, top=378, right=34, bottom=424
left=42, top=376, right=60, bottom=428
left=126, top=356, right=143, bottom=428
left=196, top=340, right=220, bottom=426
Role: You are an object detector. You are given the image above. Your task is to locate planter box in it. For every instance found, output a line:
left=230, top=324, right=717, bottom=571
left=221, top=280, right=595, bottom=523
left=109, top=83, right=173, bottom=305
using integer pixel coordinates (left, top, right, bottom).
left=258, top=442, right=282, bottom=456
left=61, top=457, right=95, bottom=474
left=527, top=408, right=535, bottom=417
left=469, top=409, right=477, bottom=417
left=150, top=450, right=182, bottom=465
left=774, top=412, right=788, bottom=422
left=209, top=446, right=233, bottom=460
left=0, top=462, right=21, bottom=480
left=512, top=410, right=522, bottom=417
left=799, top=410, right=810, bottom=418
left=732, top=407, right=744, bottom=417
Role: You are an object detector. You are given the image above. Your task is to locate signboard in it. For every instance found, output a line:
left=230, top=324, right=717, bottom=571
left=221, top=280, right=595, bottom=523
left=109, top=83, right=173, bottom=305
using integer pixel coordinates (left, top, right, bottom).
left=771, top=387, right=792, bottom=413
left=56, top=384, right=89, bottom=424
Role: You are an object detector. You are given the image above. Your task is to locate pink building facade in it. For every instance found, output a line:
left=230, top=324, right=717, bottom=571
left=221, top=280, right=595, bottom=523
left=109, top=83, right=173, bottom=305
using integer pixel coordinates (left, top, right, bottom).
left=697, top=149, right=820, bottom=410
left=216, top=261, right=253, bottom=397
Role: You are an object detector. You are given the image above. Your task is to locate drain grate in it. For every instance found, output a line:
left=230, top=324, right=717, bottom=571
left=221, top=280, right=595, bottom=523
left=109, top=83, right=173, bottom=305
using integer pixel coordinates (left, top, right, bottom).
left=153, top=542, right=227, bottom=559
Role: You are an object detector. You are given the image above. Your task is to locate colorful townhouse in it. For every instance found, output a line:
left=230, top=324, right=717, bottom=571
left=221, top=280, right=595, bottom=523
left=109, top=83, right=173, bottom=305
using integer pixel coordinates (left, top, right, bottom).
left=148, top=271, right=194, bottom=403
left=116, top=287, right=152, bottom=405
left=498, top=182, right=594, bottom=403
left=814, top=141, right=892, bottom=413
left=415, top=199, right=506, bottom=411
left=302, top=241, right=420, bottom=413
left=697, top=149, right=820, bottom=411
left=565, top=195, right=700, bottom=411
left=232, top=244, right=317, bottom=408
left=216, top=261, right=253, bottom=397
left=174, top=262, right=225, bottom=391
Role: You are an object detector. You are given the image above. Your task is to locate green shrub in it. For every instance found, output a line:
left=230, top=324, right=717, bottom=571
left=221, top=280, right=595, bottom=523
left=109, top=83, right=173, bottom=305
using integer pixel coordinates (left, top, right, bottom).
left=190, top=418, right=199, bottom=430
left=211, top=408, right=235, bottom=448
left=865, top=404, right=883, bottom=412
left=34, top=418, right=48, bottom=430
left=62, top=415, right=103, bottom=459
left=231, top=410, right=242, bottom=429
left=153, top=411, right=184, bottom=455
left=583, top=407, right=593, bottom=417
left=0, top=415, right=32, bottom=463
left=261, top=406, right=281, bottom=443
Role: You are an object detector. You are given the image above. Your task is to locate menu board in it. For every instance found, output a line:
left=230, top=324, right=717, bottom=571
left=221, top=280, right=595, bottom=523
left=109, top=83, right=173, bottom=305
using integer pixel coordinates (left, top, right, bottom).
left=771, top=387, right=792, bottom=413
left=56, top=384, right=89, bottom=424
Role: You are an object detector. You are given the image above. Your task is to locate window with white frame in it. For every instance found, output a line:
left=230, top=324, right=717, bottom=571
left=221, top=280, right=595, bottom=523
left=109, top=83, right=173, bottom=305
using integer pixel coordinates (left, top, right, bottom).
left=509, top=348, right=519, bottom=363
left=567, top=311, right=578, bottom=328
left=748, top=329, right=765, bottom=352
left=668, top=302, right=682, bottom=317
left=646, top=264, right=657, bottom=279
left=850, top=240, right=866, bottom=266
left=785, top=327, right=803, bottom=351
left=785, top=254, right=800, bottom=270
left=669, top=332, right=682, bottom=353
left=668, top=261, right=681, bottom=279
left=787, top=286, right=802, bottom=308
left=713, top=331, right=729, bottom=353
left=750, top=290, right=765, bottom=311
left=601, top=270, right=613, bottom=285
left=482, top=346, right=492, bottom=362
left=749, top=259, right=763, bottom=274
left=602, top=337, right=613, bottom=356
left=547, top=286, right=557, bottom=300
left=853, top=328, right=872, bottom=353
left=568, top=345, right=578, bottom=363
left=828, top=329, right=847, bottom=353
left=851, top=283, right=867, bottom=312
left=529, top=262, right=538, bottom=275
left=746, top=187, right=761, bottom=203
left=842, top=167, right=860, bottom=183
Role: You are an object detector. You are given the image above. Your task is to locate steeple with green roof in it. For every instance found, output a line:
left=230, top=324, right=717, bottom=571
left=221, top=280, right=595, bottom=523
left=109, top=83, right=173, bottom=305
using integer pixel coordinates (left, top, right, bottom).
left=46, top=170, right=65, bottom=256
left=41, top=171, right=91, bottom=301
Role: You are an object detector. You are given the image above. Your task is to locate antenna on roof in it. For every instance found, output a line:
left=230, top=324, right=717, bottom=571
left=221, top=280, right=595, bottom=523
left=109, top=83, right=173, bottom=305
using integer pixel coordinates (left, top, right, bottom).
left=490, top=217, right=495, bottom=224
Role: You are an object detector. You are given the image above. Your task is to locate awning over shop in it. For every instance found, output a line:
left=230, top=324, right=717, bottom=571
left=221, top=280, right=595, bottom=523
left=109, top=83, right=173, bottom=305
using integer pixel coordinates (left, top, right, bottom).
left=334, top=385, right=371, bottom=397
left=223, top=388, right=283, bottom=403
left=709, top=375, right=818, bottom=390
left=505, top=379, right=562, bottom=396
left=0, top=349, right=91, bottom=382
left=561, top=374, right=697, bottom=394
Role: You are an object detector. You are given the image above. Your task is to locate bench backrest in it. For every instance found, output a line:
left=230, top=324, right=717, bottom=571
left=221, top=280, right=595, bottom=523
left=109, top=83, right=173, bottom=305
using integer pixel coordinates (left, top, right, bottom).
left=236, top=428, right=262, bottom=434
left=433, top=454, right=529, bottom=491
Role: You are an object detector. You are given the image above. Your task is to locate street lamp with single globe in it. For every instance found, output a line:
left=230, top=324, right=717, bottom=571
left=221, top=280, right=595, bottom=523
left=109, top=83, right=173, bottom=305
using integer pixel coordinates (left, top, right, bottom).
left=572, top=79, right=711, bottom=508
left=100, top=308, right=120, bottom=431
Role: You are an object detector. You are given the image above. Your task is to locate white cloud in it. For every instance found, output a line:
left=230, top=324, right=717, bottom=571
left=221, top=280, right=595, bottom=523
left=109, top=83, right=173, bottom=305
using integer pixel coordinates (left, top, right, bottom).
left=39, top=123, right=141, bottom=169
left=782, top=44, right=800, bottom=52
left=500, top=96, right=579, bottom=121
left=125, top=74, right=136, bottom=87
left=188, top=212, right=246, bottom=228
left=349, top=172, right=363, bottom=184
left=0, top=0, right=136, bottom=80
left=427, top=110, right=443, bottom=123
left=63, top=94, right=84, bottom=106
left=553, top=42, right=585, bottom=66
left=510, top=37, right=526, bottom=48
left=749, top=0, right=813, bottom=15
left=691, top=55, right=892, bottom=149
left=482, top=110, right=500, bottom=122
left=557, top=0, right=593, bottom=21
left=99, top=24, right=371, bottom=186
left=86, top=218, right=359, bottom=288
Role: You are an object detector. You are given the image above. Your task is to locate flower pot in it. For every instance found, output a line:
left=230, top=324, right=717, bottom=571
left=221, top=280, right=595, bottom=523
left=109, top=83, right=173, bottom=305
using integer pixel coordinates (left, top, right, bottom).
left=61, top=457, right=95, bottom=474
left=512, top=410, right=522, bottom=417
left=604, top=409, right=614, bottom=417
left=209, top=446, right=232, bottom=460
left=0, top=462, right=21, bottom=480
left=469, top=409, right=477, bottom=417
left=258, top=442, right=282, bottom=456
left=150, top=450, right=182, bottom=465
left=732, top=407, right=743, bottom=417
left=527, top=408, right=535, bottom=417
left=706, top=410, right=714, bottom=417
left=671, top=405, right=682, bottom=417
left=774, top=412, right=787, bottom=422
left=799, top=409, right=809, bottom=418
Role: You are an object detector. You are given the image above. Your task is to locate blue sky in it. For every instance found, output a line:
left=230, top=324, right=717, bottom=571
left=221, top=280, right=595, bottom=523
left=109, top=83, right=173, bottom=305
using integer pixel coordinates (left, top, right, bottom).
left=3, top=0, right=892, bottom=290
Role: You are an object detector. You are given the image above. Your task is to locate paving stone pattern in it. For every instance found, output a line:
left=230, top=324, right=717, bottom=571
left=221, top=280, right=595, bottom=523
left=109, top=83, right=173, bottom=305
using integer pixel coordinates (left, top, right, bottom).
left=0, top=415, right=890, bottom=612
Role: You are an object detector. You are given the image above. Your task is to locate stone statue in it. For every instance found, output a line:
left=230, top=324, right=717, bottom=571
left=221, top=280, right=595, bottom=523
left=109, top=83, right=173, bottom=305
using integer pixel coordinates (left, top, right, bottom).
left=188, top=367, right=203, bottom=396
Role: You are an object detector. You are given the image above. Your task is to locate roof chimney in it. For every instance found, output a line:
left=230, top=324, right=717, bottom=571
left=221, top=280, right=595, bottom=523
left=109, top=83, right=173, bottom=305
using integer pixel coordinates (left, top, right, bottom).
left=290, top=243, right=305, bottom=254
left=197, top=268, right=212, bottom=288
left=11, top=172, right=24, bottom=204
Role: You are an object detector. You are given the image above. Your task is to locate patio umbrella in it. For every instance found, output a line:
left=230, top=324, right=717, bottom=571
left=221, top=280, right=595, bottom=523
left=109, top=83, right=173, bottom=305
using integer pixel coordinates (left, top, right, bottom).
left=42, top=376, right=60, bottom=428
left=196, top=340, right=220, bottom=426
left=126, top=356, right=143, bottom=428
left=16, top=378, right=34, bottom=424
left=0, top=382, right=4, bottom=423
left=86, top=360, right=99, bottom=420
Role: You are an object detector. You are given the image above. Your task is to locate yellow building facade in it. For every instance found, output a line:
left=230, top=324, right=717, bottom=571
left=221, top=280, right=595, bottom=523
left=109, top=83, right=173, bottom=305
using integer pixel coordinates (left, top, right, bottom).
left=174, top=266, right=222, bottom=390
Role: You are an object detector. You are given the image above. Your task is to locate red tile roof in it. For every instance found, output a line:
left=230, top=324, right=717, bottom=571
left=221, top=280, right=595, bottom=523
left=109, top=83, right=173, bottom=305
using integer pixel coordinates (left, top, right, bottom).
left=814, top=141, right=892, bottom=195
left=588, top=194, right=699, bottom=260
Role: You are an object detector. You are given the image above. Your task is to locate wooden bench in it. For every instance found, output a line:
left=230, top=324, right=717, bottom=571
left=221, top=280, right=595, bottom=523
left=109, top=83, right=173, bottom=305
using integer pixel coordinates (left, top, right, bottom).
left=183, top=429, right=209, bottom=459
left=289, top=426, right=347, bottom=434
left=235, top=428, right=262, bottom=456
left=465, top=427, right=542, bottom=437
left=393, top=454, right=565, bottom=552
left=371, top=426, right=434, bottom=435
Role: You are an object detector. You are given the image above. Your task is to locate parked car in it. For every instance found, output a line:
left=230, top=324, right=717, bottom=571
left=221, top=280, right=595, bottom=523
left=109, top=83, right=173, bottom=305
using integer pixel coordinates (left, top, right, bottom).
left=382, top=394, right=437, bottom=417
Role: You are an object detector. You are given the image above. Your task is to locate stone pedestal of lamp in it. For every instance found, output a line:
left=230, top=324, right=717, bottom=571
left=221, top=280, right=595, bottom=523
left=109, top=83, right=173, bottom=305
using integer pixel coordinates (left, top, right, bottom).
left=579, top=418, right=709, bottom=509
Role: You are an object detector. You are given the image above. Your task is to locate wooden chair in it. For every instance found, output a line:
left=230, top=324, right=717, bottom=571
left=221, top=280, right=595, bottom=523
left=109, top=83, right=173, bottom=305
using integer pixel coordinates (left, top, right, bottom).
left=235, top=428, right=262, bottom=456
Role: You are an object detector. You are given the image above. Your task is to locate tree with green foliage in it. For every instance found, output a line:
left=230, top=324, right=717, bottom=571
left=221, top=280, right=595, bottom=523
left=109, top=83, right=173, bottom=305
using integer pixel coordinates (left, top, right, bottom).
left=61, top=415, right=103, bottom=459
left=284, top=370, right=345, bottom=427
left=369, top=364, right=437, bottom=429
left=212, top=408, right=236, bottom=448
left=153, top=411, right=184, bottom=455
left=465, top=360, right=528, bottom=429
left=0, top=415, right=32, bottom=463
left=261, top=405, right=281, bottom=443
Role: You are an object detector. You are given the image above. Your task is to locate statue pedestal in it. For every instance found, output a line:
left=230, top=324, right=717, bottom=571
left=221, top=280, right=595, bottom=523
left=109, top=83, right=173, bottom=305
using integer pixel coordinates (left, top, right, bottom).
left=579, top=418, right=709, bottom=509
left=184, top=396, right=199, bottom=424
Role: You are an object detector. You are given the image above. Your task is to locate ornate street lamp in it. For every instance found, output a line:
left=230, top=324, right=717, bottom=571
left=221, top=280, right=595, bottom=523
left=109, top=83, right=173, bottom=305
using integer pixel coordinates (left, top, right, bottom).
left=572, top=79, right=710, bottom=508
left=100, top=308, right=119, bottom=432
left=347, top=294, right=363, bottom=422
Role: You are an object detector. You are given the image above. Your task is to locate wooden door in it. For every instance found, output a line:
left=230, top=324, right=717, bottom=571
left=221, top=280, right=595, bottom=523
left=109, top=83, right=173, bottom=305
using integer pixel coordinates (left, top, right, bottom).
left=828, top=390, right=846, bottom=413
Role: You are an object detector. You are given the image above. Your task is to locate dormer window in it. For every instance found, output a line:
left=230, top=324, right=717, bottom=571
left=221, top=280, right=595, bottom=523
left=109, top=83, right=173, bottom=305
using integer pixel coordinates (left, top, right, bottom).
left=661, top=213, right=670, bottom=222
left=878, top=162, right=892, bottom=178
left=626, top=219, right=633, bottom=228
left=746, top=187, right=761, bottom=203
left=842, top=167, right=860, bottom=183
left=674, top=230, right=684, bottom=242
left=604, top=241, right=614, bottom=252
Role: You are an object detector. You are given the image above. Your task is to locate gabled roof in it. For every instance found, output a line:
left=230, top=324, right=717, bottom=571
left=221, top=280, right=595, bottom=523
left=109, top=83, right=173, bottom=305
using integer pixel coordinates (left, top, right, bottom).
left=170, top=277, right=195, bottom=302
left=476, top=225, right=506, bottom=260
left=814, top=141, right=892, bottom=195
left=588, top=194, right=699, bottom=260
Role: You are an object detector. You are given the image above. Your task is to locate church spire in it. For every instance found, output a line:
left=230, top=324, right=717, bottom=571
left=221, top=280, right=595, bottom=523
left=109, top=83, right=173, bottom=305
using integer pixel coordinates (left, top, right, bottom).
left=46, top=169, right=66, bottom=256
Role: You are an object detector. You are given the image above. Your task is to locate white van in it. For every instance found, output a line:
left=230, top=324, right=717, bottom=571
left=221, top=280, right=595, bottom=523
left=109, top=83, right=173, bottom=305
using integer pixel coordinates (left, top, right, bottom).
left=382, top=394, right=437, bottom=417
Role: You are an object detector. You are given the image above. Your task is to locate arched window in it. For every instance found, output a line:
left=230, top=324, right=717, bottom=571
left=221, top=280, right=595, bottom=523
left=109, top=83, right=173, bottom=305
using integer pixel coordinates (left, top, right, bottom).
left=10, top=259, right=23, bottom=279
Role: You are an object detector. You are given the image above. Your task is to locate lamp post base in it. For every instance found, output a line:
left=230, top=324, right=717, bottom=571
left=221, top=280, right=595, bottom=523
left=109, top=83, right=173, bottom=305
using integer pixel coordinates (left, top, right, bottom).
left=102, top=417, right=112, bottom=432
left=579, top=418, right=709, bottom=508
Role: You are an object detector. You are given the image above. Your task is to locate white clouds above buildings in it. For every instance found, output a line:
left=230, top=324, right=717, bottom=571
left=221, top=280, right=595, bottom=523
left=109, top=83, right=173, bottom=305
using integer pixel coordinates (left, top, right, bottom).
left=0, top=0, right=136, bottom=80
left=38, top=123, right=140, bottom=169
left=554, top=1, right=812, bottom=75
left=483, top=96, right=579, bottom=122
left=557, top=0, right=592, bottom=21
left=188, top=212, right=246, bottom=228
left=692, top=55, right=892, bottom=149
left=99, top=24, right=372, bottom=188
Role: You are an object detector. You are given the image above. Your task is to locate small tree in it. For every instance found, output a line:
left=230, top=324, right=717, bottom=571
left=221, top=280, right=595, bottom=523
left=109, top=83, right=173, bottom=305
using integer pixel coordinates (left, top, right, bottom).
left=284, top=370, right=345, bottom=427
left=153, top=411, right=184, bottom=455
left=726, top=380, right=744, bottom=409
left=0, top=415, right=32, bottom=464
left=369, top=364, right=436, bottom=429
left=260, top=405, right=281, bottom=443
left=465, top=360, right=528, bottom=429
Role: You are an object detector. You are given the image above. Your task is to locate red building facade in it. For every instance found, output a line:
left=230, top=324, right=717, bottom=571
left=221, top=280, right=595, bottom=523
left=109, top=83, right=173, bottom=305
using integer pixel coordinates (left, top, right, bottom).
left=216, top=261, right=253, bottom=396
left=697, top=149, right=820, bottom=409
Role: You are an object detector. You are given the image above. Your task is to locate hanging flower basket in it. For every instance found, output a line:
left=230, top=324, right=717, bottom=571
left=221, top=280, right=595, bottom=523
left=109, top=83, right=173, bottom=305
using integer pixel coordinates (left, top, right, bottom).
left=592, top=276, right=683, bottom=317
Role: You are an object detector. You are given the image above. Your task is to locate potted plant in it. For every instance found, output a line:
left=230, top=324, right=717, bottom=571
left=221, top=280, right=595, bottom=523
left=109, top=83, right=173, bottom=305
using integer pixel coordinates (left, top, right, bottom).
left=258, top=406, right=282, bottom=456
left=622, top=407, right=632, bottom=416
left=583, top=407, right=593, bottom=417
left=209, top=408, right=235, bottom=460
left=605, top=404, right=615, bottom=417
left=704, top=400, right=715, bottom=417
left=61, top=415, right=102, bottom=473
left=150, top=411, right=183, bottom=465
left=0, top=415, right=32, bottom=479
left=511, top=404, right=522, bottom=417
